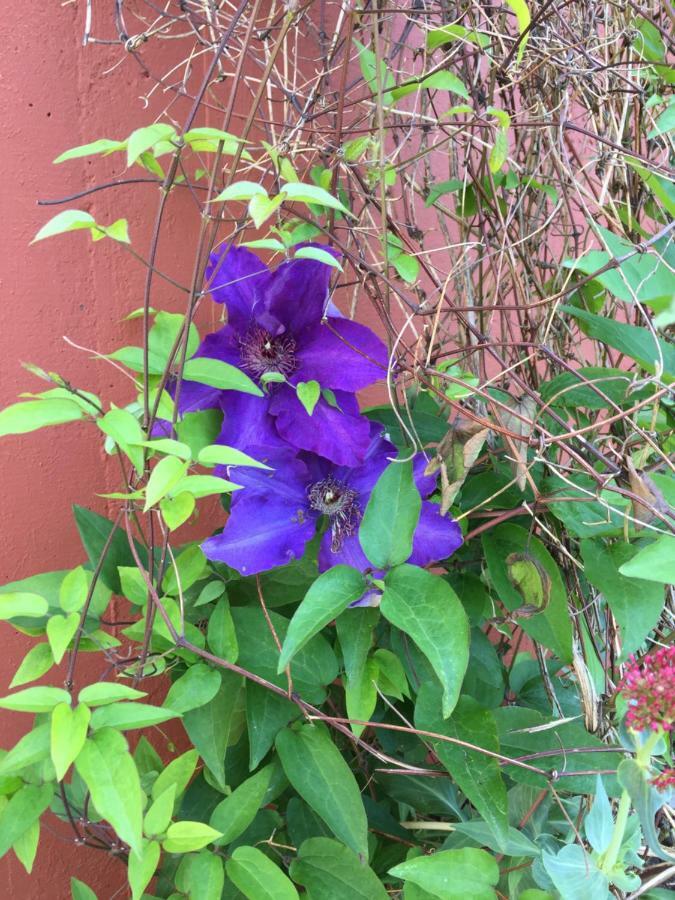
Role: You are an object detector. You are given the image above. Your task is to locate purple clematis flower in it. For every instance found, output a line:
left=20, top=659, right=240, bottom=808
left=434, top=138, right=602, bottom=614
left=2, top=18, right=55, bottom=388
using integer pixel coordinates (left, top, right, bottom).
left=178, top=244, right=388, bottom=467
left=201, top=425, right=463, bottom=578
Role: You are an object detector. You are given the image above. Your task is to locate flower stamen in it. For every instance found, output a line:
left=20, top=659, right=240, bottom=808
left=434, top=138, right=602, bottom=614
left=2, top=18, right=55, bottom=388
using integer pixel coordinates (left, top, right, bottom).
left=239, top=326, right=297, bottom=378
left=308, top=476, right=361, bottom=551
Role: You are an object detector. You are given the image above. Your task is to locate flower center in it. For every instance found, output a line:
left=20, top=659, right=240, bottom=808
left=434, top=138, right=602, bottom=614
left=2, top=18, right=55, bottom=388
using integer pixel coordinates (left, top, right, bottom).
left=239, top=326, right=297, bottom=378
left=308, top=476, right=361, bottom=552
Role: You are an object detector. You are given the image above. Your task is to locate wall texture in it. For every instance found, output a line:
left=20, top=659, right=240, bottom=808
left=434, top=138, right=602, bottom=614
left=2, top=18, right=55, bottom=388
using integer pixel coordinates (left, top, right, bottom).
left=1, top=4, right=204, bottom=896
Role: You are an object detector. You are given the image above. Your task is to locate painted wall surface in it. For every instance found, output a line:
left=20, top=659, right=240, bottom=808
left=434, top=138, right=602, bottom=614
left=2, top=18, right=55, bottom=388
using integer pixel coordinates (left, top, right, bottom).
left=0, top=4, right=207, bottom=896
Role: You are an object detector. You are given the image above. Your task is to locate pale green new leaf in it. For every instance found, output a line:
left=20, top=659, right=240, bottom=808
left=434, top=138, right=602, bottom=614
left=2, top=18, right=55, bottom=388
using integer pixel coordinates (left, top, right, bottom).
left=183, top=358, right=263, bottom=395
left=51, top=702, right=91, bottom=781
left=296, top=381, right=321, bottom=417
left=128, top=839, right=160, bottom=900
left=0, top=593, right=48, bottom=620
left=75, top=727, right=144, bottom=856
left=144, top=456, right=189, bottom=511
left=198, top=444, right=271, bottom=469
left=162, top=821, right=222, bottom=853
left=0, top=399, right=85, bottom=437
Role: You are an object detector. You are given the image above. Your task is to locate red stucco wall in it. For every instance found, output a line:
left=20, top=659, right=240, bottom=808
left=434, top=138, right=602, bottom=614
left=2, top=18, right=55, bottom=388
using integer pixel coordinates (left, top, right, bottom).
left=1, top=4, right=207, bottom=896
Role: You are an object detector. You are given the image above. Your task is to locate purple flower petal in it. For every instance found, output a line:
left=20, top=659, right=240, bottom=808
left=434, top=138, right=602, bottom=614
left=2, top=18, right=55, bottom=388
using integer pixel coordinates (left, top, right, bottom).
left=265, top=252, right=338, bottom=334
left=218, top=391, right=289, bottom=461
left=294, top=318, right=388, bottom=391
left=201, top=494, right=316, bottom=575
left=408, top=501, right=463, bottom=567
left=224, top=454, right=310, bottom=507
left=174, top=326, right=242, bottom=414
left=332, top=425, right=396, bottom=497
left=318, top=529, right=371, bottom=573
left=269, top=386, right=372, bottom=467
left=206, top=245, right=271, bottom=332
left=413, top=453, right=439, bottom=499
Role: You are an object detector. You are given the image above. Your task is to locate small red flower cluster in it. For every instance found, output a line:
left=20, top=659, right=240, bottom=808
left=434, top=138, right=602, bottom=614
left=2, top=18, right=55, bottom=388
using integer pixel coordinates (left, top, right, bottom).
left=651, top=767, right=675, bottom=793
left=620, top=646, right=675, bottom=733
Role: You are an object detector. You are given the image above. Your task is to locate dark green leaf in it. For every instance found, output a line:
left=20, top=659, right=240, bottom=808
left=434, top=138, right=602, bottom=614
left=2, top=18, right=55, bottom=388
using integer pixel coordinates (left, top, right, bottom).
left=210, top=763, right=275, bottom=845
left=276, top=724, right=369, bottom=857
left=183, top=673, right=245, bottom=791
left=359, top=462, right=421, bottom=568
left=290, top=837, right=388, bottom=899
left=73, top=505, right=147, bottom=595
left=246, top=682, right=296, bottom=771
left=415, top=686, right=509, bottom=844
left=381, top=565, right=469, bottom=718
left=389, top=848, right=499, bottom=899
left=226, top=846, right=299, bottom=900
left=278, top=566, right=366, bottom=671
left=482, top=524, right=573, bottom=663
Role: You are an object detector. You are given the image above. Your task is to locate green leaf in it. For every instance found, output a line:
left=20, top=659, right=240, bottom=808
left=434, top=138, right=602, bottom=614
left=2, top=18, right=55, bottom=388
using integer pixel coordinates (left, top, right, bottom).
left=162, top=821, right=222, bottom=853
left=232, top=607, right=338, bottom=705
left=90, top=702, right=181, bottom=731
left=144, top=456, right=189, bottom=511
left=164, top=664, right=222, bottom=714
left=160, top=492, right=196, bottom=530
left=618, top=758, right=674, bottom=861
left=54, top=138, right=126, bottom=164
left=296, top=381, right=321, bottom=417
left=581, top=540, right=665, bottom=657
left=183, top=673, right=245, bottom=791
left=32, top=209, right=96, bottom=242
left=211, top=181, right=267, bottom=203
left=353, top=37, right=395, bottom=105
left=0, top=685, right=70, bottom=713
left=139, top=437, right=192, bottom=459
left=560, top=305, right=675, bottom=381
left=585, top=775, right=613, bottom=854
left=10, top=643, right=54, bottom=688
left=128, top=838, right=160, bottom=900
left=226, top=846, right=299, bottom=900
left=415, top=687, right=509, bottom=844
left=0, top=784, right=54, bottom=858
left=210, top=763, right=275, bottom=845
left=144, top=784, right=176, bottom=836
left=183, top=358, right=263, bottom=396
left=198, top=444, right=271, bottom=469
left=185, top=851, right=225, bottom=900
left=172, top=473, right=242, bottom=499
left=46, top=611, right=79, bottom=663
left=278, top=566, right=366, bottom=672
left=392, top=253, right=419, bottom=283
left=294, top=246, right=343, bottom=270
left=290, top=837, right=388, bottom=899
left=505, top=0, right=531, bottom=62
left=344, top=658, right=378, bottom=738
left=542, top=845, right=609, bottom=899
left=249, top=193, right=285, bottom=229
left=51, top=701, right=91, bottom=780
left=71, top=878, right=98, bottom=900
left=359, top=461, right=421, bottom=568
left=380, top=566, right=469, bottom=718
left=618, top=534, right=675, bottom=584
left=391, top=71, right=468, bottom=102
left=0, top=724, right=50, bottom=777
left=276, top=724, right=369, bottom=857
left=12, top=817, right=39, bottom=873
left=74, top=505, right=147, bottom=595
left=482, top=523, right=574, bottom=663
left=59, top=566, right=89, bottom=613
left=75, top=727, right=144, bottom=856
left=0, top=592, right=48, bottom=620
left=78, top=683, right=146, bottom=706
left=489, top=129, right=509, bottom=173
left=207, top=597, right=238, bottom=662
left=0, top=399, right=84, bottom=437
left=126, top=123, right=176, bottom=166
left=427, top=24, right=490, bottom=51
left=281, top=182, right=353, bottom=217
left=336, top=607, right=378, bottom=684
left=98, top=407, right=145, bottom=476
left=152, top=749, right=199, bottom=802
left=389, top=848, right=499, bottom=899
left=161, top=544, right=208, bottom=595
left=246, top=681, right=296, bottom=771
